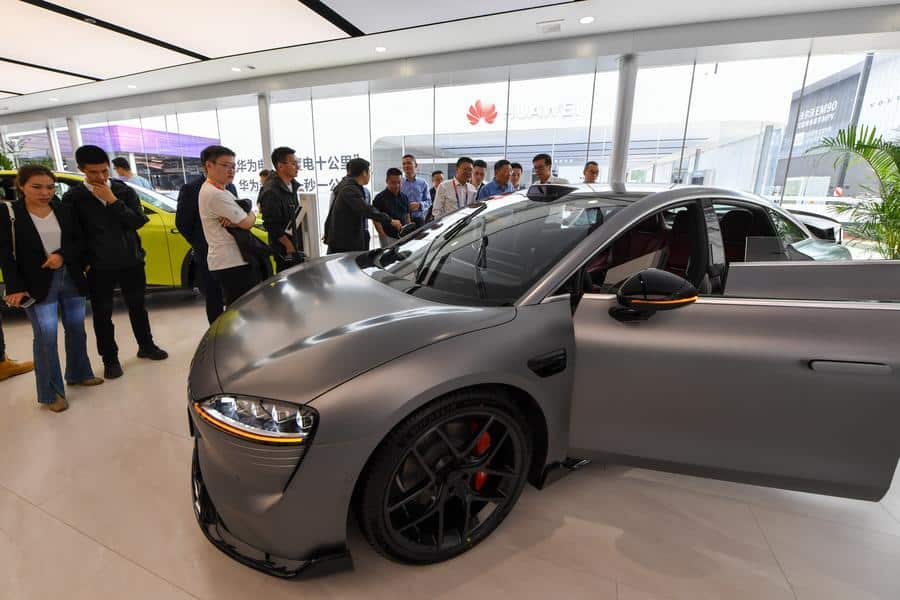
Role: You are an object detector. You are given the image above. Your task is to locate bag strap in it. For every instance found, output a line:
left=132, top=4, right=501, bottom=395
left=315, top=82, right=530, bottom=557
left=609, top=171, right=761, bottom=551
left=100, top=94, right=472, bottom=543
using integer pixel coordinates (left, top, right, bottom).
left=2, top=201, right=15, bottom=261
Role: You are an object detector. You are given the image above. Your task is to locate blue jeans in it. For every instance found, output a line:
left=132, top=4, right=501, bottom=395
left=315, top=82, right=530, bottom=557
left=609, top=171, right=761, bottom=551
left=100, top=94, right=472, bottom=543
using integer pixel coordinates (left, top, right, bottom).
left=24, top=267, right=95, bottom=404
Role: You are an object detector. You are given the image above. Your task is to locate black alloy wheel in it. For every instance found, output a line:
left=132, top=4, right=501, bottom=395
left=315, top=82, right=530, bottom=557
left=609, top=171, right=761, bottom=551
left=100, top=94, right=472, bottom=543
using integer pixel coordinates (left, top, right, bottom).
left=358, top=391, right=531, bottom=564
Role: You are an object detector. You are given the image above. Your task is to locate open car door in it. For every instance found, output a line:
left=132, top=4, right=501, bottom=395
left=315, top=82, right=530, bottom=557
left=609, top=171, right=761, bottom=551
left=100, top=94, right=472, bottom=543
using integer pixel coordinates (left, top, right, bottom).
left=567, top=196, right=900, bottom=501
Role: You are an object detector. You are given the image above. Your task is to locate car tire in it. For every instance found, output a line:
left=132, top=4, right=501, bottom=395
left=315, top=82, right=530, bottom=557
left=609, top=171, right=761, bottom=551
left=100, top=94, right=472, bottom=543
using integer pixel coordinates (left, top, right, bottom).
left=357, top=389, right=532, bottom=564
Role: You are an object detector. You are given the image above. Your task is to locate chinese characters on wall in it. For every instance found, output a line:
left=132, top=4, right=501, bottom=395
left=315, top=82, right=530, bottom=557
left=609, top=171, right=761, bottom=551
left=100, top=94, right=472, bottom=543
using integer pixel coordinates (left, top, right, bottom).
left=230, top=154, right=359, bottom=196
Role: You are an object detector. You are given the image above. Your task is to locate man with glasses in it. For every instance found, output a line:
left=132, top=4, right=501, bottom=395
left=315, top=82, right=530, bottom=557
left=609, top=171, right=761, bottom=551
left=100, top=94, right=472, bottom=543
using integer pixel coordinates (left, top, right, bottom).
left=198, top=146, right=260, bottom=305
left=176, top=147, right=239, bottom=324
left=62, top=145, right=167, bottom=380
left=532, top=153, right=569, bottom=185
left=432, top=157, right=477, bottom=219
left=259, top=146, right=303, bottom=273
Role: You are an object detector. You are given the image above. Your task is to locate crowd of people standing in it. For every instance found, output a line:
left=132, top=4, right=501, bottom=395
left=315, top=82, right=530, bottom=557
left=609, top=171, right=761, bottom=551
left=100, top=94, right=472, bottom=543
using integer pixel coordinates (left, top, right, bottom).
left=0, top=141, right=599, bottom=412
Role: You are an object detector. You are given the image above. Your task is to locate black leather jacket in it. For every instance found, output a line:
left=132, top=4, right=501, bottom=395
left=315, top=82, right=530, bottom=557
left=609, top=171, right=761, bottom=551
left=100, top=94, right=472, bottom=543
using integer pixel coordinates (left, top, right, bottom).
left=258, top=176, right=302, bottom=253
left=61, top=180, right=148, bottom=270
left=324, top=177, right=392, bottom=252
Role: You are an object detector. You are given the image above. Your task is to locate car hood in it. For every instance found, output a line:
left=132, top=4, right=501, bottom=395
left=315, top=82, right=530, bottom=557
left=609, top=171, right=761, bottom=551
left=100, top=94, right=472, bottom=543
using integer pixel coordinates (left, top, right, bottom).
left=792, top=238, right=852, bottom=260
left=210, top=254, right=515, bottom=403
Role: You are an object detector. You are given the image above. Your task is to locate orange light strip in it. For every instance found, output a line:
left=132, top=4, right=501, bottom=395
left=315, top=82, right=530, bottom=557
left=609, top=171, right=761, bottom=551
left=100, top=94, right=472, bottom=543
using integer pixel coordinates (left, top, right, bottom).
left=192, top=403, right=305, bottom=445
left=630, top=296, right=698, bottom=306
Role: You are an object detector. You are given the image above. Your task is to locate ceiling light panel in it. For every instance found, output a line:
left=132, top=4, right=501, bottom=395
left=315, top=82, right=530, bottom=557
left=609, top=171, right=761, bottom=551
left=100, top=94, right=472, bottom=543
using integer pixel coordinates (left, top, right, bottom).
left=0, top=60, right=93, bottom=95
left=6, top=1, right=197, bottom=80
left=49, top=0, right=348, bottom=58
left=322, top=0, right=568, bottom=33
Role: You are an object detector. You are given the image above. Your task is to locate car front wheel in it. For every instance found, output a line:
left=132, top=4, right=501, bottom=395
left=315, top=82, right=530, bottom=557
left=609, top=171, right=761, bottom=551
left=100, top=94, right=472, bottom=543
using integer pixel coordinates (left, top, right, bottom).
left=357, top=390, right=531, bottom=564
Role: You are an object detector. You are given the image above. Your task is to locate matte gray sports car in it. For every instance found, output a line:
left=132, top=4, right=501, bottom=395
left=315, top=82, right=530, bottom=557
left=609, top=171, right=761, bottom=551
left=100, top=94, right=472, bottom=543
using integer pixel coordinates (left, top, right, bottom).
left=188, top=183, right=900, bottom=577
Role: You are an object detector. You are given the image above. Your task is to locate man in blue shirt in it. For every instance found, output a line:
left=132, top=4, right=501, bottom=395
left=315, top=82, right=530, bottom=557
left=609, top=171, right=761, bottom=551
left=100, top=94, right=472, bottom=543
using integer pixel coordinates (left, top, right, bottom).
left=400, top=154, right=430, bottom=227
left=477, top=159, right=515, bottom=200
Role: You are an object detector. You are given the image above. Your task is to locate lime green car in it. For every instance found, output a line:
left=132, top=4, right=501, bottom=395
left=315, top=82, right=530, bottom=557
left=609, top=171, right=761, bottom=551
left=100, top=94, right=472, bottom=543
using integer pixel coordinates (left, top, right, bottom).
left=0, top=170, right=270, bottom=290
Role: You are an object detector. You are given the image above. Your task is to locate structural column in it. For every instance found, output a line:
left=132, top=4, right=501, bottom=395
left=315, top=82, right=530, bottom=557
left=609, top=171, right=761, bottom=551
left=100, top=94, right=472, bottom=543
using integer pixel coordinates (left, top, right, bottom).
left=45, top=120, right=64, bottom=171
left=609, top=54, right=638, bottom=187
left=66, top=116, right=83, bottom=167
left=258, top=93, right=273, bottom=169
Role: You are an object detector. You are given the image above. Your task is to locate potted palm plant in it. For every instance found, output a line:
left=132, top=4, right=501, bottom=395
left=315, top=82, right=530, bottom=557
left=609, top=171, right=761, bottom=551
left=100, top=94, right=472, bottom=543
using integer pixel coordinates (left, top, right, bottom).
left=808, top=125, right=900, bottom=259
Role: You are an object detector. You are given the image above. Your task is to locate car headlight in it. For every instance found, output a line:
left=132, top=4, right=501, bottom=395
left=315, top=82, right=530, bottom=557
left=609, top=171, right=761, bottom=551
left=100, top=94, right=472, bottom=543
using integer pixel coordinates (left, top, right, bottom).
left=193, top=394, right=317, bottom=444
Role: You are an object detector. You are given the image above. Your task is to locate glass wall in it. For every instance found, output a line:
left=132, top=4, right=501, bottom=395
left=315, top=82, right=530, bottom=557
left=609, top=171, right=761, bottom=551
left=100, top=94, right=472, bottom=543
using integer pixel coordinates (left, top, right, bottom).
left=25, top=44, right=891, bottom=257
left=2, top=122, right=52, bottom=169
left=682, top=56, right=808, bottom=195
left=371, top=85, right=435, bottom=194
left=506, top=69, right=596, bottom=184
left=216, top=102, right=264, bottom=199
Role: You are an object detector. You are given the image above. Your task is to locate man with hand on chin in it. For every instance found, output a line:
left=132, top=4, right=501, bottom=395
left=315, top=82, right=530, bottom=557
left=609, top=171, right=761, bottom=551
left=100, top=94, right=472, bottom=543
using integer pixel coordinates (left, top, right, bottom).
left=62, top=145, right=167, bottom=380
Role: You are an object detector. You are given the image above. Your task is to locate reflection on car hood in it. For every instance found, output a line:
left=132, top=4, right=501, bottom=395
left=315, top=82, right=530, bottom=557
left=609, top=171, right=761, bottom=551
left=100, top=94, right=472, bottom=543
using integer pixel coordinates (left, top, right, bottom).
left=211, top=254, right=515, bottom=403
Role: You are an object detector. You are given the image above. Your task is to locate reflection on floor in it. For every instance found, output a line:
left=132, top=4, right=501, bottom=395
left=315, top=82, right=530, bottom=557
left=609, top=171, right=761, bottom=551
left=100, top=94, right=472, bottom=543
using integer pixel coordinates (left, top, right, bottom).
left=1, top=294, right=899, bottom=600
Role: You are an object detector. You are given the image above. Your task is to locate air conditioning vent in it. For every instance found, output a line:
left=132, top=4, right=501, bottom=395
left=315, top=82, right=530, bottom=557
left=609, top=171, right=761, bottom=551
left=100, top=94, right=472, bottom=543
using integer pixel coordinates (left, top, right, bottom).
left=536, top=19, right=564, bottom=34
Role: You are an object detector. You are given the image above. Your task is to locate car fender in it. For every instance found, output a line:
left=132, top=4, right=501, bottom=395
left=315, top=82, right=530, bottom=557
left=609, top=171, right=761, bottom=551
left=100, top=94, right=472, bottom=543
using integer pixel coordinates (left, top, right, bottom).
left=300, top=299, right=575, bottom=528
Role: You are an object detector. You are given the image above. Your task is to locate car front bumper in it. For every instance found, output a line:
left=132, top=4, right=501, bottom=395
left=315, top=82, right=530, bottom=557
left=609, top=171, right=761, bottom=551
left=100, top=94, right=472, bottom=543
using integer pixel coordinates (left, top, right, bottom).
left=189, top=405, right=353, bottom=578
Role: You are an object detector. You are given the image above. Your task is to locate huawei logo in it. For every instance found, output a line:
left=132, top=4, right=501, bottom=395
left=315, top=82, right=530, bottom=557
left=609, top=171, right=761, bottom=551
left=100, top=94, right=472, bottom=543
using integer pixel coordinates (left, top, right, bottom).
left=467, top=100, right=498, bottom=125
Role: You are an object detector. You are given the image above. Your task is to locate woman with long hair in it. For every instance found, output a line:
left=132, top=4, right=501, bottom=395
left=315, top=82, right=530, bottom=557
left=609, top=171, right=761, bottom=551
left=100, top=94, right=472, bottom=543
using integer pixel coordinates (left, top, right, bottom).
left=0, top=164, right=102, bottom=412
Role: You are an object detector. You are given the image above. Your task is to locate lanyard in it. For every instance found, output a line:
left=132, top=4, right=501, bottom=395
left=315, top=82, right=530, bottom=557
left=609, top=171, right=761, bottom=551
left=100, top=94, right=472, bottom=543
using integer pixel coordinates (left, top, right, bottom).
left=451, top=179, right=469, bottom=209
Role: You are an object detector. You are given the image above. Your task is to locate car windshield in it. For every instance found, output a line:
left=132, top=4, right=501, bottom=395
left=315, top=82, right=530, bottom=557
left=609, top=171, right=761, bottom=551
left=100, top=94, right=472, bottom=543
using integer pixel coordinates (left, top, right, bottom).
left=360, top=195, right=627, bottom=306
left=127, top=183, right=179, bottom=213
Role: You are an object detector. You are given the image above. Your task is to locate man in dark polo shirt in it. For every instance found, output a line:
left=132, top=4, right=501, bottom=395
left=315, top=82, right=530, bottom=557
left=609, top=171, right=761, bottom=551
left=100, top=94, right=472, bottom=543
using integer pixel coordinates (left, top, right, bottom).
left=372, top=168, right=411, bottom=247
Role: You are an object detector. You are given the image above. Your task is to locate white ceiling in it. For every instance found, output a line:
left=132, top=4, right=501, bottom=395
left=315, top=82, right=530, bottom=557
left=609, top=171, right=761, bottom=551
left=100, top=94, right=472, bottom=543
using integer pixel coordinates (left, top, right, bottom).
left=47, top=0, right=349, bottom=58
left=0, top=59, right=93, bottom=94
left=5, top=1, right=197, bottom=80
left=0, top=0, right=898, bottom=119
left=321, top=0, right=569, bottom=33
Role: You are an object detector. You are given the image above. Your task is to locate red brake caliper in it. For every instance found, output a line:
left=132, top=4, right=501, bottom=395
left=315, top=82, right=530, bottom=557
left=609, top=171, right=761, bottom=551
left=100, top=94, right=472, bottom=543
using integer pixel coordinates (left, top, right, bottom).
left=471, top=421, right=492, bottom=491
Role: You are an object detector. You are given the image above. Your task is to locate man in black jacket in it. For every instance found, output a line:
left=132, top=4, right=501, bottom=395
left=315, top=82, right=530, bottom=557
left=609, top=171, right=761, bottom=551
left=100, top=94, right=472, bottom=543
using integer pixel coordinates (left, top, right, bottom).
left=175, top=147, right=239, bottom=324
left=325, top=158, right=399, bottom=254
left=62, top=145, right=167, bottom=379
left=258, top=146, right=303, bottom=272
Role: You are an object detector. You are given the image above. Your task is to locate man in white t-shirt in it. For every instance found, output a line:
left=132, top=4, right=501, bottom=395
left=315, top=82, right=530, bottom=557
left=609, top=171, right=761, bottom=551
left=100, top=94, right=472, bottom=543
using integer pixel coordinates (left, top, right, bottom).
left=198, top=146, right=260, bottom=306
left=432, top=157, right=477, bottom=219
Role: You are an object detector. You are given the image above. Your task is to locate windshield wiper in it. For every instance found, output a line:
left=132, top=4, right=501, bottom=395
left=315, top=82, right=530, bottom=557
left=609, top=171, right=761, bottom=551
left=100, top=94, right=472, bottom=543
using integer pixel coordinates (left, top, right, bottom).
left=473, top=218, right=488, bottom=299
left=415, top=203, right=488, bottom=284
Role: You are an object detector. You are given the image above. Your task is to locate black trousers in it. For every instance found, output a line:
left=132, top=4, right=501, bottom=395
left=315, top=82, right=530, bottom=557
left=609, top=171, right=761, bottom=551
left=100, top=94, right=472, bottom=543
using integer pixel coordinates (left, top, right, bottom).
left=87, top=264, right=154, bottom=362
left=212, top=264, right=262, bottom=307
left=193, top=250, right=224, bottom=324
left=0, top=311, right=5, bottom=358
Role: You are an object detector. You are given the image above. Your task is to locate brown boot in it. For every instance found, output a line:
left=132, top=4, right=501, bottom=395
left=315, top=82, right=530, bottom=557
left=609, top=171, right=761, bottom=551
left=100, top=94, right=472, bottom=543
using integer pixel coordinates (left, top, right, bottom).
left=0, top=354, right=34, bottom=381
left=66, top=377, right=104, bottom=386
left=42, top=394, right=69, bottom=413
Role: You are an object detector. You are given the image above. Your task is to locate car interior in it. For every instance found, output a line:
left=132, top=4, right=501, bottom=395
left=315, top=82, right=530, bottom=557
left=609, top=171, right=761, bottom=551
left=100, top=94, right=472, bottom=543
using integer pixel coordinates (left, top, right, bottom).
left=583, top=203, right=708, bottom=294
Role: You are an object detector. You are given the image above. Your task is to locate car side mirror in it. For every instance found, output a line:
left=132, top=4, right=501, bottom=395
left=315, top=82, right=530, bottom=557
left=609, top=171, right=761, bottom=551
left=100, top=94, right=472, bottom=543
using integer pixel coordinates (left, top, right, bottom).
left=398, top=222, right=419, bottom=238
left=610, top=268, right=698, bottom=322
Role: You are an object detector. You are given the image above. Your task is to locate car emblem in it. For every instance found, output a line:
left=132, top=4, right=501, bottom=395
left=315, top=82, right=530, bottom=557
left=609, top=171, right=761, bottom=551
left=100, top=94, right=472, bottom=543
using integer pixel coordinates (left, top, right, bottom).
left=467, top=100, right=498, bottom=125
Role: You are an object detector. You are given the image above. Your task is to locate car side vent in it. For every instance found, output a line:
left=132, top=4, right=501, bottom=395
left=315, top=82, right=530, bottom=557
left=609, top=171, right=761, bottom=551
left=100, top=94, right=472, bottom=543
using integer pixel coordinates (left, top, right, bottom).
left=527, top=184, right=577, bottom=202
left=528, top=349, right=567, bottom=378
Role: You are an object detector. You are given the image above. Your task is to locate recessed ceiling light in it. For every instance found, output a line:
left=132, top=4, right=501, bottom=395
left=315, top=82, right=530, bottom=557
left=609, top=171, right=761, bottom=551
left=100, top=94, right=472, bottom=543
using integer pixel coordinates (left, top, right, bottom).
left=375, top=46, right=387, bottom=53
left=579, top=16, right=595, bottom=25
left=231, top=67, right=242, bottom=72
left=127, top=84, right=137, bottom=89
left=49, top=98, right=59, bottom=102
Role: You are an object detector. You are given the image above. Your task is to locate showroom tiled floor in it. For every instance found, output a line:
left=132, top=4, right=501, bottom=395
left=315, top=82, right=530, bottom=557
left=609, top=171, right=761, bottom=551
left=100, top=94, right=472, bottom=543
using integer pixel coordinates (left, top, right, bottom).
left=2, top=293, right=900, bottom=600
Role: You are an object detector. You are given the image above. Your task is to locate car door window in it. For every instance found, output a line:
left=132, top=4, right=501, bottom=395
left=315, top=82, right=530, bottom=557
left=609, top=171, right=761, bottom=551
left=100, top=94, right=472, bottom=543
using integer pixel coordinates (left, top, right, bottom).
left=585, top=201, right=706, bottom=292
left=712, top=201, right=790, bottom=263
left=767, top=208, right=806, bottom=246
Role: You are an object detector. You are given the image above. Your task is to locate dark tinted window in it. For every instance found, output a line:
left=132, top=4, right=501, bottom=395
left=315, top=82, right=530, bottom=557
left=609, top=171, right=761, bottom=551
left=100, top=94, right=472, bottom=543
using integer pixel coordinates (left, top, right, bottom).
left=365, top=196, right=626, bottom=306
